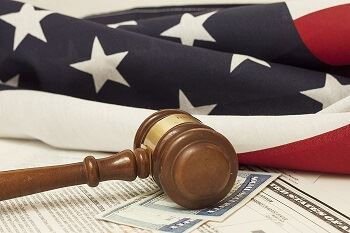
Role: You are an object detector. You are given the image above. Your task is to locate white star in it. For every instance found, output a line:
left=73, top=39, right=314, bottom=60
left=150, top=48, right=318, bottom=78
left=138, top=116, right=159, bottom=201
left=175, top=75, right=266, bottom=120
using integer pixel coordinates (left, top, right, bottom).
left=179, top=90, right=216, bottom=115
left=160, top=11, right=216, bottom=46
left=0, top=4, right=53, bottom=50
left=70, top=37, right=129, bottom=93
left=0, top=74, right=19, bottom=88
left=108, top=20, right=137, bottom=28
left=301, top=74, right=350, bottom=109
left=230, top=54, right=270, bottom=72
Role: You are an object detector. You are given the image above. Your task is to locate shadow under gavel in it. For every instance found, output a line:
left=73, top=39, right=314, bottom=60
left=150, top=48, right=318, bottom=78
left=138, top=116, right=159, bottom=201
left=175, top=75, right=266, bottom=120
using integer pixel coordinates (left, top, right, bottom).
left=0, top=109, right=238, bottom=209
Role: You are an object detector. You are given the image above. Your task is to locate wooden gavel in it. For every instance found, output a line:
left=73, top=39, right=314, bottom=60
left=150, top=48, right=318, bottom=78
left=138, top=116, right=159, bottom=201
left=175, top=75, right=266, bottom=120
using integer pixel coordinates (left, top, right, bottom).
left=0, top=109, right=238, bottom=209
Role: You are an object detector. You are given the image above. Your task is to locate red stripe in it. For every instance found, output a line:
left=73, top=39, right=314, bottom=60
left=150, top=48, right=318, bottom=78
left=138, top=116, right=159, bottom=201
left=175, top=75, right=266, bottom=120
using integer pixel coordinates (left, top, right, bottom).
left=238, top=124, right=350, bottom=174
left=294, top=4, right=350, bottom=66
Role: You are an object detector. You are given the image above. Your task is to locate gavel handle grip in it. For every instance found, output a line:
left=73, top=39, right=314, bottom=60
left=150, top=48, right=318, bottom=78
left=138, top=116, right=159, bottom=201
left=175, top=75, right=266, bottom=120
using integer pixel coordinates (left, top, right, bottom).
left=0, top=149, right=149, bottom=201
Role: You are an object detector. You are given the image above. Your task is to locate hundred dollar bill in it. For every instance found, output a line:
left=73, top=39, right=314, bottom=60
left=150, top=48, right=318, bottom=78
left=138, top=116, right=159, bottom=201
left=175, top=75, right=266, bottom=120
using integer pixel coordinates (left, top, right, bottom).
left=97, top=194, right=204, bottom=233
left=121, top=171, right=279, bottom=222
left=97, top=171, right=279, bottom=232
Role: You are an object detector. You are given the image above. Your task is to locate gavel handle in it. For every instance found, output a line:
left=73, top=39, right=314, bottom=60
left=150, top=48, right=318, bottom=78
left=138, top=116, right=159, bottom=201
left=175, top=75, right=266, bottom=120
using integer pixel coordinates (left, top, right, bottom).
left=0, top=149, right=150, bottom=201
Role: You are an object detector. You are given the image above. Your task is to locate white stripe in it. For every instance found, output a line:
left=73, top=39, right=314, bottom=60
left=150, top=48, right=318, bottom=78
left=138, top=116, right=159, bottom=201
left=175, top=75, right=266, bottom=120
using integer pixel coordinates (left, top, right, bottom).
left=18, top=0, right=285, bottom=18
left=0, top=90, right=350, bottom=153
left=0, top=90, right=154, bottom=151
left=200, top=114, right=350, bottom=153
left=19, top=0, right=349, bottom=19
left=285, top=0, right=350, bottom=20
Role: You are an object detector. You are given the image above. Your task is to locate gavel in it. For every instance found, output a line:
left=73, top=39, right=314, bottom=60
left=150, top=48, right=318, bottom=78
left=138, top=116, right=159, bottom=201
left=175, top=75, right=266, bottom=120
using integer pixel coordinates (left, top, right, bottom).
left=0, top=109, right=238, bottom=209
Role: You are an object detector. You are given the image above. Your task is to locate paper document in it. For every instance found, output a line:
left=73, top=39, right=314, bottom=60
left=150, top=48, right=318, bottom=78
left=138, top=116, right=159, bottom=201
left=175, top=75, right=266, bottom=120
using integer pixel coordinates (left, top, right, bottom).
left=0, top=139, right=160, bottom=233
left=98, top=194, right=203, bottom=233
left=0, top=178, right=158, bottom=233
left=195, top=176, right=350, bottom=233
left=97, top=171, right=279, bottom=232
left=0, top=139, right=349, bottom=233
left=244, top=165, right=350, bottom=216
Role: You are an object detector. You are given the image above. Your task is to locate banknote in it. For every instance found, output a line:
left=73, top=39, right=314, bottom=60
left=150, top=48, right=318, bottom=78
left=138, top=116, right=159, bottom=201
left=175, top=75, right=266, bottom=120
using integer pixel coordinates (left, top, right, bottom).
left=97, top=195, right=204, bottom=233
left=97, top=171, right=279, bottom=232
left=117, top=171, right=279, bottom=222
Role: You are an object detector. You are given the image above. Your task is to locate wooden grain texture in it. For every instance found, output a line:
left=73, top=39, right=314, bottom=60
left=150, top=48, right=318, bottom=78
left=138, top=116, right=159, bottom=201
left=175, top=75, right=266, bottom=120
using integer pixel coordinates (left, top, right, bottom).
left=0, top=109, right=238, bottom=209
left=0, top=149, right=149, bottom=201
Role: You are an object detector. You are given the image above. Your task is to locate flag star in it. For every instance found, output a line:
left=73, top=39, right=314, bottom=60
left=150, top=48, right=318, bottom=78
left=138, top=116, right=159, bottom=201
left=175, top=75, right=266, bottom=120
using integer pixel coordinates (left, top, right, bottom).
left=70, top=37, right=129, bottom=93
left=0, top=4, right=53, bottom=50
left=230, top=54, right=270, bottom=73
left=160, top=11, right=216, bottom=46
left=301, top=74, right=350, bottom=109
left=0, top=74, right=20, bottom=88
left=108, top=20, right=137, bottom=28
left=179, top=90, right=216, bottom=115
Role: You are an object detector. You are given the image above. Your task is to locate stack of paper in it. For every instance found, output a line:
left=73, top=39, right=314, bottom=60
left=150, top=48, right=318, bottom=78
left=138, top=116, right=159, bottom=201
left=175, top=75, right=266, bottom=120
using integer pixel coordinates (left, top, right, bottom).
left=0, top=139, right=349, bottom=233
left=97, top=171, right=279, bottom=233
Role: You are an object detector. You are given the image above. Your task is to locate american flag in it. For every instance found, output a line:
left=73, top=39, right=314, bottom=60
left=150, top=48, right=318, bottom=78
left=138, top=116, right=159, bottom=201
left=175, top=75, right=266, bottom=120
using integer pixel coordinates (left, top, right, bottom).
left=0, top=0, right=349, bottom=174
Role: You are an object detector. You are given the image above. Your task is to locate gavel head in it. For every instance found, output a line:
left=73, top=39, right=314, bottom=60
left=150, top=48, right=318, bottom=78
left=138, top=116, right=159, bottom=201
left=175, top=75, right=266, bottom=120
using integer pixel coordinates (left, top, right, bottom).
left=134, top=109, right=238, bottom=209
